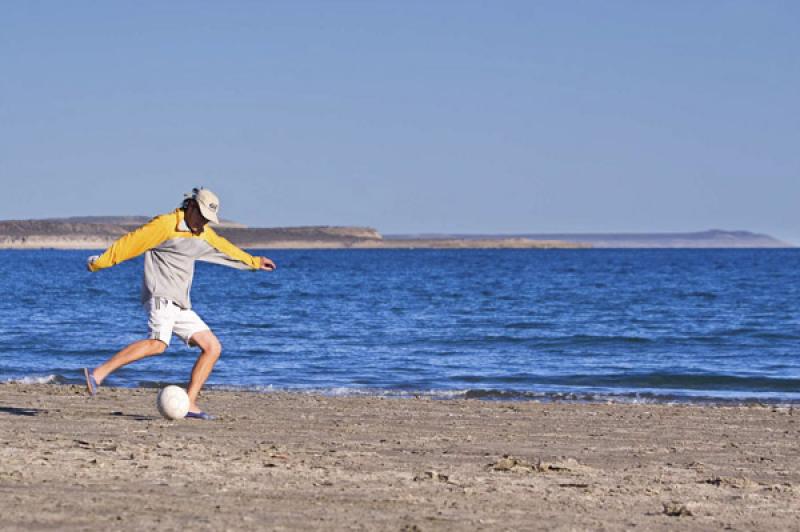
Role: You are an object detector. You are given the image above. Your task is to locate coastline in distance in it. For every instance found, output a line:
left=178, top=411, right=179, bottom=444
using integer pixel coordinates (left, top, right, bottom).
left=0, top=217, right=793, bottom=249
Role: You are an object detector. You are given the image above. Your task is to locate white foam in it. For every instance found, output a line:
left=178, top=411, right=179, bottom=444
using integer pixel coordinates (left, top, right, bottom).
left=210, top=384, right=275, bottom=393
left=5, top=374, right=60, bottom=385
left=305, top=387, right=471, bottom=400
left=209, top=384, right=471, bottom=400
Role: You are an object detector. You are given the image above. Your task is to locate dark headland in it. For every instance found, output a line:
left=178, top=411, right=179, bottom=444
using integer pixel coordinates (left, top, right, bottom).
left=0, top=217, right=793, bottom=249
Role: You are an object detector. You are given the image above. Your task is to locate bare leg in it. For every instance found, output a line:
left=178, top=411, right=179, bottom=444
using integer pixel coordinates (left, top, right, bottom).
left=186, top=330, right=222, bottom=413
left=92, top=339, right=167, bottom=385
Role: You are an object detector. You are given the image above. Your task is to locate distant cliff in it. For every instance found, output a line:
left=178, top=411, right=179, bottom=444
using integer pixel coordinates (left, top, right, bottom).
left=0, top=218, right=578, bottom=249
left=0, top=220, right=128, bottom=249
left=2, top=218, right=788, bottom=249
left=216, top=226, right=384, bottom=247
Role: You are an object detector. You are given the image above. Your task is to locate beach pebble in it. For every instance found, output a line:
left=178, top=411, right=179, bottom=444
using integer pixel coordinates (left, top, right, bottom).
left=413, top=471, right=449, bottom=482
left=662, top=501, right=693, bottom=516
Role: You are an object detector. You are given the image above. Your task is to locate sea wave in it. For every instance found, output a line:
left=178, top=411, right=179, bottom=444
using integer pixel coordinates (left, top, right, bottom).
left=4, top=376, right=799, bottom=405
left=449, top=372, right=800, bottom=392
left=4, top=374, right=65, bottom=385
left=206, top=384, right=800, bottom=405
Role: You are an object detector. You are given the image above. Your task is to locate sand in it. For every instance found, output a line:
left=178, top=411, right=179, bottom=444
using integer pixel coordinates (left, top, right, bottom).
left=0, top=384, right=798, bottom=531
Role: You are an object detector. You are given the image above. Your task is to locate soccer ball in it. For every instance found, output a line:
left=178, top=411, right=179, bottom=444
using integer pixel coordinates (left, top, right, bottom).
left=157, top=385, right=190, bottom=420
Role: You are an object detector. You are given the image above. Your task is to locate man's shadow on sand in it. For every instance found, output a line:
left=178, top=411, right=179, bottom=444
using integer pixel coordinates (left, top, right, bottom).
left=0, top=406, right=157, bottom=421
left=0, top=406, right=43, bottom=416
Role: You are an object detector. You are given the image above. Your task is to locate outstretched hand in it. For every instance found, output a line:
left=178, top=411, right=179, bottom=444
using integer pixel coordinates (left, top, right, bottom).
left=259, top=257, right=276, bottom=271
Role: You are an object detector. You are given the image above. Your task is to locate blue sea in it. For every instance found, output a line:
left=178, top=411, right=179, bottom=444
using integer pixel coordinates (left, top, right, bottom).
left=1, top=249, right=798, bottom=404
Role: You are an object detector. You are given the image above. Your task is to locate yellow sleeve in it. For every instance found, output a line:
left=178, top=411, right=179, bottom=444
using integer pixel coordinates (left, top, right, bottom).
left=89, top=215, right=173, bottom=271
left=203, top=227, right=261, bottom=270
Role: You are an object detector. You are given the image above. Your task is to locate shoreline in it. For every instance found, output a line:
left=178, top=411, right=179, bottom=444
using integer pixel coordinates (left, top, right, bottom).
left=1, top=383, right=798, bottom=530
left=7, top=377, right=800, bottom=407
left=0, top=221, right=793, bottom=249
left=2, top=243, right=797, bottom=251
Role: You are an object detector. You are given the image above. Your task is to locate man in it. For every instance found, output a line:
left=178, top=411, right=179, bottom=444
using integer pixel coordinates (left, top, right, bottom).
left=83, top=187, right=275, bottom=419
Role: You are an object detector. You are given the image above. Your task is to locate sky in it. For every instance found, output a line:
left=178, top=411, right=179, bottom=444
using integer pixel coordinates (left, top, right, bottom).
left=1, top=1, right=798, bottom=242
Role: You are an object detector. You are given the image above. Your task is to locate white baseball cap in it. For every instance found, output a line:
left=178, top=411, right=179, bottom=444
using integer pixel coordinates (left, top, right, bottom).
left=189, top=187, right=220, bottom=223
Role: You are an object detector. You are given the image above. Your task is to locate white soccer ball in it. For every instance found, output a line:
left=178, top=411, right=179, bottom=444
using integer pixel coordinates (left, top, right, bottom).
left=156, top=385, right=190, bottom=420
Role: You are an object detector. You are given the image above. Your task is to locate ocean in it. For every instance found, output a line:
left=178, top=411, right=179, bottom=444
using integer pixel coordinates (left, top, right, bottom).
left=1, top=248, right=798, bottom=403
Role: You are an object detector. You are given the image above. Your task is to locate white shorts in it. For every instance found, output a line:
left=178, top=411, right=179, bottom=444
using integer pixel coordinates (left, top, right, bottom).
left=145, top=297, right=210, bottom=347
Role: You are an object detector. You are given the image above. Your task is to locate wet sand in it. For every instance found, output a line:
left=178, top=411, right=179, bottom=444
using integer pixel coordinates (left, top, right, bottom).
left=0, top=384, right=798, bottom=531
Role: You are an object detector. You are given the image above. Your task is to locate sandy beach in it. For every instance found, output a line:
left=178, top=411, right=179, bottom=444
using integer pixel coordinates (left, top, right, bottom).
left=0, top=384, right=797, bottom=531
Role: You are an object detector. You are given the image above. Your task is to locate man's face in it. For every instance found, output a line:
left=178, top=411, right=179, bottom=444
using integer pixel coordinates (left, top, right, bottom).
left=185, top=200, right=209, bottom=235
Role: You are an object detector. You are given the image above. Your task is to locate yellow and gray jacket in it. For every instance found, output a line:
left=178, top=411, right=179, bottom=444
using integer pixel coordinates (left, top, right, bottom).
left=89, top=209, right=260, bottom=309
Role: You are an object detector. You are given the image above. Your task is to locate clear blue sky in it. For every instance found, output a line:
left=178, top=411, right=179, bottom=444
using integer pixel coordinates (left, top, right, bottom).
left=1, top=1, right=797, bottom=242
